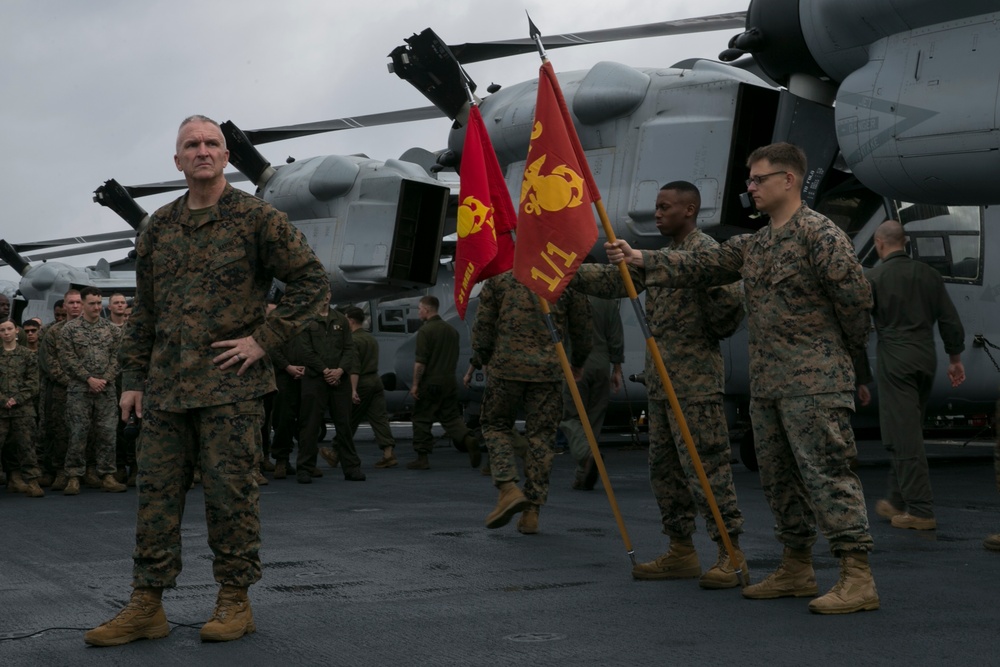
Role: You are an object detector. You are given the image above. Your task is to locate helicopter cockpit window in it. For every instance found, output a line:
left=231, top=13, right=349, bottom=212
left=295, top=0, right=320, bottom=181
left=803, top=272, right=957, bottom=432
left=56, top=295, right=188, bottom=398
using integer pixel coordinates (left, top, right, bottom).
left=379, top=308, right=406, bottom=334
left=859, top=203, right=982, bottom=283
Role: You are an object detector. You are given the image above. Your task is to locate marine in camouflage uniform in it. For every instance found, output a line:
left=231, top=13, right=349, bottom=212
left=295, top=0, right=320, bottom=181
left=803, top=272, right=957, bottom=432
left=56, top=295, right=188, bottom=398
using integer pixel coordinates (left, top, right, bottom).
left=83, top=119, right=330, bottom=651
left=472, top=271, right=592, bottom=529
left=0, top=323, right=42, bottom=485
left=576, top=226, right=746, bottom=585
left=59, top=290, right=124, bottom=484
left=608, top=144, right=878, bottom=614
left=119, top=180, right=326, bottom=594
left=37, top=297, right=80, bottom=479
left=635, top=208, right=873, bottom=549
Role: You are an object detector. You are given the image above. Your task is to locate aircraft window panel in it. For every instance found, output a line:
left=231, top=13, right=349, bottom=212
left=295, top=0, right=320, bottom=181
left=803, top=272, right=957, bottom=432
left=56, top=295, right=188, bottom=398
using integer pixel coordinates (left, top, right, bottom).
left=892, top=203, right=982, bottom=282
left=379, top=308, right=406, bottom=334
left=914, top=236, right=945, bottom=258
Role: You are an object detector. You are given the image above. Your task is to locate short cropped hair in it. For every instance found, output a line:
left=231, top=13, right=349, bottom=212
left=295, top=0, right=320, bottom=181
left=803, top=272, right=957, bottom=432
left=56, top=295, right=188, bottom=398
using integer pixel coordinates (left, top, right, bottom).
left=660, top=180, right=701, bottom=210
left=79, top=286, right=103, bottom=301
left=747, top=142, right=807, bottom=179
left=344, top=306, right=366, bottom=324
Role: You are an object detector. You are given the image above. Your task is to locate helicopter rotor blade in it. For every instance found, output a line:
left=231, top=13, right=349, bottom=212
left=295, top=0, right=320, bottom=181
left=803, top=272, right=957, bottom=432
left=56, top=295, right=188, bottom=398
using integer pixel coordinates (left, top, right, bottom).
left=448, top=11, right=747, bottom=64
left=244, top=105, right=446, bottom=145
left=0, top=239, right=135, bottom=274
left=12, top=239, right=137, bottom=265
left=120, top=172, right=250, bottom=199
left=11, top=230, right=137, bottom=252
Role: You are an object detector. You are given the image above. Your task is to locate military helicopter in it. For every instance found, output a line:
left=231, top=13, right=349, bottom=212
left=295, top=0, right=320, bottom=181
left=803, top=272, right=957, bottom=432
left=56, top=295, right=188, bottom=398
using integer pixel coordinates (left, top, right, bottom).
left=10, top=0, right=999, bottom=464
left=376, top=0, right=1000, bottom=465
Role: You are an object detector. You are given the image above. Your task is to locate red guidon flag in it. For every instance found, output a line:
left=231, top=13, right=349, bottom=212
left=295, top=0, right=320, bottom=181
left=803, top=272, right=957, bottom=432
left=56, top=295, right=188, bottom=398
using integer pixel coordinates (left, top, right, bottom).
left=454, top=105, right=516, bottom=319
left=513, top=60, right=599, bottom=301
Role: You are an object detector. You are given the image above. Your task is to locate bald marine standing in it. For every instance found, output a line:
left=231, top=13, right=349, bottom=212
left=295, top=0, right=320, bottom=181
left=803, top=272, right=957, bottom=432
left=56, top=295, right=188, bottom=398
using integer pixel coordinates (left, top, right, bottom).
left=85, top=115, right=327, bottom=646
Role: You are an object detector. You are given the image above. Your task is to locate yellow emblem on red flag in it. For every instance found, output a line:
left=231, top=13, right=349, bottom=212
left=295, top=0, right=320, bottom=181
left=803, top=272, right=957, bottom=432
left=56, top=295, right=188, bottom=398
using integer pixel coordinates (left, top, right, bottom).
left=454, top=105, right=516, bottom=319
left=513, top=61, right=599, bottom=301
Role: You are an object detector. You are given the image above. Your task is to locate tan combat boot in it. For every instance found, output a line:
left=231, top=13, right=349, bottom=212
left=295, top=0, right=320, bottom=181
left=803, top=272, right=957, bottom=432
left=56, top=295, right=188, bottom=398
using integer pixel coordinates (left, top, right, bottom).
left=984, top=534, right=1000, bottom=552
left=319, top=447, right=339, bottom=469
left=84, top=588, right=169, bottom=646
left=51, top=471, right=68, bottom=491
left=24, top=478, right=45, bottom=498
left=7, top=471, right=29, bottom=494
left=699, top=540, right=748, bottom=589
left=808, top=552, right=880, bottom=614
left=200, top=585, right=256, bottom=642
left=63, top=477, right=81, bottom=496
left=102, top=474, right=127, bottom=493
left=742, top=547, right=818, bottom=599
left=406, top=453, right=430, bottom=470
left=83, top=466, right=103, bottom=489
left=485, top=481, right=531, bottom=529
left=631, top=537, right=701, bottom=580
left=517, top=504, right=539, bottom=535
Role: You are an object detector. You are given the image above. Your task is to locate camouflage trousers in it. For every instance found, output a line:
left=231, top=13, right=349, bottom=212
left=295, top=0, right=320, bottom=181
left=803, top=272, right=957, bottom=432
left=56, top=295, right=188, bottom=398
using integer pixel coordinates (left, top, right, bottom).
left=132, top=400, right=263, bottom=589
left=750, top=392, right=873, bottom=554
left=65, top=390, right=117, bottom=478
left=482, top=377, right=561, bottom=506
left=352, top=375, right=395, bottom=450
left=0, top=415, right=40, bottom=479
left=412, top=381, right=469, bottom=454
left=648, top=397, right=743, bottom=541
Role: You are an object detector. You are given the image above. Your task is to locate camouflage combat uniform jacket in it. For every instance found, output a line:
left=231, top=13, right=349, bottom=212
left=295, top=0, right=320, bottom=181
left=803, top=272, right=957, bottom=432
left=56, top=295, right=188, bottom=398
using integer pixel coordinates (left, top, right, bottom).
left=58, top=317, right=122, bottom=393
left=575, top=229, right=744, bottom=401
left=471, top=270, right=593, bottom=381
left=0, top=345, right=38, bottom=418
left=640, top=204, right=872, bottom=398
left=38, top=320, right=71, bottom=387
left=120, top=184, right=328, bottom=412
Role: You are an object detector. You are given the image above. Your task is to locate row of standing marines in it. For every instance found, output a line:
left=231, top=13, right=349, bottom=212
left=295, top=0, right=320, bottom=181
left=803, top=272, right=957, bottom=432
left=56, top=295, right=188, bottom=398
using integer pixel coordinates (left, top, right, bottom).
left=1, top=117, right=993, bottom=646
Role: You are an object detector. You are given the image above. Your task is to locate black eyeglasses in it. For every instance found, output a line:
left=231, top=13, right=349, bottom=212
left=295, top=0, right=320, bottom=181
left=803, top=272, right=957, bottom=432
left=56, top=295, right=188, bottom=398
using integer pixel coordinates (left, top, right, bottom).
left=745, top=171, right=787, bottom=187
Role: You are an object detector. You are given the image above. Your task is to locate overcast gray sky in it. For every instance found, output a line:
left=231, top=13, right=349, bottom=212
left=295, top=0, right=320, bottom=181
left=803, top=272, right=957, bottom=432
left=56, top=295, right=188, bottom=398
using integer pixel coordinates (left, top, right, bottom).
left=0, top=0, right=748, bottom=286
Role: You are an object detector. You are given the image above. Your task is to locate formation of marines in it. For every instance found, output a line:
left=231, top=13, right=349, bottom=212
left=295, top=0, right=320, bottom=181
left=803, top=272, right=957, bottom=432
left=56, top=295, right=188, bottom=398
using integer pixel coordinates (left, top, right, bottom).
left=2, top=128, right=999, bottom=649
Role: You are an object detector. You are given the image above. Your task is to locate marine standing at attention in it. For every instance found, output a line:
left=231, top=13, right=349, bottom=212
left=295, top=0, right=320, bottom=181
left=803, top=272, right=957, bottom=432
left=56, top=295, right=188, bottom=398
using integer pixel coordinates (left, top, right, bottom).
left=606, top=143, right=878, bottom=614
left=85, top=115, right=327, bottom=646
left=575, top=180, right=747, bottom=589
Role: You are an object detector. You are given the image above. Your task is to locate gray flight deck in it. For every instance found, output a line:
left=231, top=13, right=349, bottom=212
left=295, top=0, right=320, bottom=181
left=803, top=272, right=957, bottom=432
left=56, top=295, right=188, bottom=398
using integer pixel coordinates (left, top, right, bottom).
left=1, top=426, right=998, bottom=666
